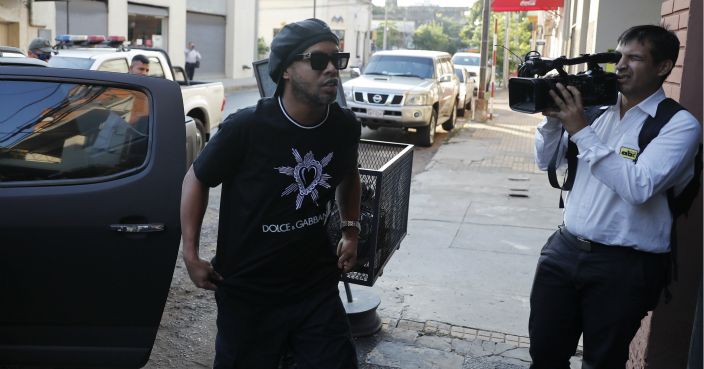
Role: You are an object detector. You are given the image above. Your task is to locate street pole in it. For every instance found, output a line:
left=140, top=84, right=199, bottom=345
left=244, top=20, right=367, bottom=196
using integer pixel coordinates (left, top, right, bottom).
left=474, top=0, right=491, bottom=122
left=503, top=12, right=510, bottom=88
left=382, top=1, right=388, bottom=50
left=313, top=0, right=316, bottom=18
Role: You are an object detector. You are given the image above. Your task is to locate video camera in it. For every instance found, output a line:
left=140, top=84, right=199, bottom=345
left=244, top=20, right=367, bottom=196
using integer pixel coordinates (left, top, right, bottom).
left=508, top=51, right=621, bottom=113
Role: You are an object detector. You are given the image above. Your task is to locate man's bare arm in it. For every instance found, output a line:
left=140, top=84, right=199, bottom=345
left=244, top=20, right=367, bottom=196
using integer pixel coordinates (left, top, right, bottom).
left=335, top=168, right=361, bottom=272
left=180, top=166, right=222, bottom=290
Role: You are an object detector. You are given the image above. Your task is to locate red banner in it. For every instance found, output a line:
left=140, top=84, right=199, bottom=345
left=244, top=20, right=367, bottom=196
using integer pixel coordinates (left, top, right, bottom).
left=491, top=0, right=563, bottom=12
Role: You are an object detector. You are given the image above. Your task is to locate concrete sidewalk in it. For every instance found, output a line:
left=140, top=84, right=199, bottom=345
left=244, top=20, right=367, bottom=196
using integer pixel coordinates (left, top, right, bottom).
left=349, top=88, right=581, bottom=368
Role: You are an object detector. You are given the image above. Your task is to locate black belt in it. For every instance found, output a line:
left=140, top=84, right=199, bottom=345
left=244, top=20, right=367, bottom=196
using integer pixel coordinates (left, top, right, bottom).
left=558, top=226, right=618, bottom=252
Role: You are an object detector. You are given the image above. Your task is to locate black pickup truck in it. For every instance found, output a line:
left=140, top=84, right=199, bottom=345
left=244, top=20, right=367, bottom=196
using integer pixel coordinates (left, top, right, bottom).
left=0, top=59, right=185, bottom=368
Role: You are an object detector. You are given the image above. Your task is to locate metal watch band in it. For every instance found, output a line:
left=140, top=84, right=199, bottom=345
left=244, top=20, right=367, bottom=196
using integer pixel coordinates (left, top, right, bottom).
left=340, top=220, right=361, bottom=232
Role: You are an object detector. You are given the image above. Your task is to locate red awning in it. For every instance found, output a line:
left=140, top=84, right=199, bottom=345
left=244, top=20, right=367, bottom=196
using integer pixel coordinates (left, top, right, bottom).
left=491, top=0, right=563, bottom=12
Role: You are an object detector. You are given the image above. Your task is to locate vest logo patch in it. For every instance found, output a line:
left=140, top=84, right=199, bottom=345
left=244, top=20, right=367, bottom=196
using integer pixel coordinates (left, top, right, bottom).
left=620, top=147, right=639, bottom=161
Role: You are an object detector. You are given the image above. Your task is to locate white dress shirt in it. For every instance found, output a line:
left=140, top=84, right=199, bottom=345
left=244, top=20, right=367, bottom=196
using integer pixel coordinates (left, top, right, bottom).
left=535, top=88, right=702, bottom=253
left=185, top=48, right=201, bottom=64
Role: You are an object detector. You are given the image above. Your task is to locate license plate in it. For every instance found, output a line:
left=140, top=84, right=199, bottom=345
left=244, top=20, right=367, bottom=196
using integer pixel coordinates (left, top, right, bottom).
left=367, top=108, right=384, bottom=118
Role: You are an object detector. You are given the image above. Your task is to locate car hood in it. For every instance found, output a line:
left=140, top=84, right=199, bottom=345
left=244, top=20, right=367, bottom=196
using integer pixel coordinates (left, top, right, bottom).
left=343, top=75, right=434, bottom=93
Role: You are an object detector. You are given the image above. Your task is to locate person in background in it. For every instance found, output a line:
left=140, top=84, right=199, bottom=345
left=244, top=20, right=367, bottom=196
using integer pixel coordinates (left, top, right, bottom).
left=180, top=18, right=359, bottom=369
left=129, top=54, right=150, bottom=76
left=27, top=38, right=53, bottom=61
left=184, top=42, right=201, bottom=81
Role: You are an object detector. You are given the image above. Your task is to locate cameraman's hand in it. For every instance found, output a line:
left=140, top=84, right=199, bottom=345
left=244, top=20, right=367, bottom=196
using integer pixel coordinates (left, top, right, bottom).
left=543, top=83, right=588, bottom=135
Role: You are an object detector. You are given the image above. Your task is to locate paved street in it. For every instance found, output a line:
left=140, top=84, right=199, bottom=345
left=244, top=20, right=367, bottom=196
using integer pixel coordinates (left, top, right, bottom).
left=146, top=88, right=581, bottom=368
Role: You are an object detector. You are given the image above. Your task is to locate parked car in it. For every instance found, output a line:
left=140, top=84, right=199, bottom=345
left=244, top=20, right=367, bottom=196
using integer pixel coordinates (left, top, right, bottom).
left=343, top=50, right=460, bottom=147
left=454, top=66, right=475, bottom=117
left=452, top=52, right=483, bottom=96
left=48, top=36, right=225, bottom=146
left=0, top=61, right=185, bottom=367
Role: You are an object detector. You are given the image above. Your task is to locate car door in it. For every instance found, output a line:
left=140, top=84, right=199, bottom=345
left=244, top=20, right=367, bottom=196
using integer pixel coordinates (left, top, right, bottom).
left=437, top=58, right=454, bottom=118
left=0, top=66, right=185, bottom=368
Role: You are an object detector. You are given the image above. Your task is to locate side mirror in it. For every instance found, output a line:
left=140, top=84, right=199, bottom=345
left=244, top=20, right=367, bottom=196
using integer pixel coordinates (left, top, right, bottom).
left=439, top=74, right=451, bottom=82
left=468, top=71, right=478, bottom=77
left=350, top=67, right=361, bottom=78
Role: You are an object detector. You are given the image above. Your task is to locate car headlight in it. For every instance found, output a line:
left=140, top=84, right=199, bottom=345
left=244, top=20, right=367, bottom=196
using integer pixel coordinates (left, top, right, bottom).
left=405, top=93, right=429, bottom=106
left=344, top=88, right=353, bottom=101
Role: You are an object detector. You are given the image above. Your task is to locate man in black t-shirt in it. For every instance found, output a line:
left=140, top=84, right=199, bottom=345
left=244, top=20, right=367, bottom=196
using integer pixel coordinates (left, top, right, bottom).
left=180, top=18, right=360, bottom=369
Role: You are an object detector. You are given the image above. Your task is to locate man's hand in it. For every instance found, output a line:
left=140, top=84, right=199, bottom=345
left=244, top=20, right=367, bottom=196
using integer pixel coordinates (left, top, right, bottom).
left=336, top=231, right=358, bottom=273
left=543, top=83, right=588, bottom=135
left=184, top=256, right=223, bottom=291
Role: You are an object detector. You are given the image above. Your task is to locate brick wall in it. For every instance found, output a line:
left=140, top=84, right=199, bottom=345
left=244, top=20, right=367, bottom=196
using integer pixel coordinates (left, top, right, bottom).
left=660, top=0, right=690, bottom=100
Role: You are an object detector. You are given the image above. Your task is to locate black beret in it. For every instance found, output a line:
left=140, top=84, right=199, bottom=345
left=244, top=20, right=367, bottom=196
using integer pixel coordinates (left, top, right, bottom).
left=268, top=18, right=339, bottom=86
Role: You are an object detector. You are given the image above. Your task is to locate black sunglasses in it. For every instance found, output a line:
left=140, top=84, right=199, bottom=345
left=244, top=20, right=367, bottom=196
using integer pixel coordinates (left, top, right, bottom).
left=294, top=52, right=350, bottom=71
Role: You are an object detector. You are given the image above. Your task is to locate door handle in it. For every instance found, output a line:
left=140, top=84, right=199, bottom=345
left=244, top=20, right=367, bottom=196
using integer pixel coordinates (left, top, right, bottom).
left=109, top=223, right=165, bottom=233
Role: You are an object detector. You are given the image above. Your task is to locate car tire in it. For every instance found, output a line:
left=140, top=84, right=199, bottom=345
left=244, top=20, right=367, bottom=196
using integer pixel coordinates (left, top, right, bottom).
left=442, top=101, right=457, bottom=131
left=457, top=102, right=465, bottom=117
left=192, top=117, right=206, bottom=153
left=417, top=108, right=437, bottom=147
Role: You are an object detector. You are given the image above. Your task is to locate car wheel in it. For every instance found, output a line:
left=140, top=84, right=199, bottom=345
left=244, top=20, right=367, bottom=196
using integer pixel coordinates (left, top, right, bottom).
left=442, top=101, right=457, bottom=131
left=417, top=109, right=437, bottom=147
left=457, top=100, right=465, bottom=117
left=192, top=117, right=206, bottom=153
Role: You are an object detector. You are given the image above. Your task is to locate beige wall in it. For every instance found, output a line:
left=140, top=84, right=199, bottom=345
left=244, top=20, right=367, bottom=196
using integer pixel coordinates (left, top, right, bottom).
left=227, top=0, right=257, bottom=78
left=1, top=0, right=53, bottom=52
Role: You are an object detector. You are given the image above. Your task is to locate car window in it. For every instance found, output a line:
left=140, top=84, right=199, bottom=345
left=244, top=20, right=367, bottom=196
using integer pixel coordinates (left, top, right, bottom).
left=0, top=80, right=150, bottom=183
left=441, top=60, right=453, bottom=76
left=48, top=56, right=95, bottom=70
left=435, top=60, right=443, bottom=78
left=452, top=54, right=481, bottom=67
left=454, top=69, right=465, bottom=82
left=147, top=57, right=165, bottom=78
left=364, top=55, right=434, bottom=79
left=98, top=58, right=129, bottom=73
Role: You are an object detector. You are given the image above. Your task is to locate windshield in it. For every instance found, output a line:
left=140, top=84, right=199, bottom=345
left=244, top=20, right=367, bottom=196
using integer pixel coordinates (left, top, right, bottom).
left=454, top=69, right=465, bottom=82
left=48, top=56, right=94, bottom=70
left=364, top=55, right=434, bottom=79
left=452, top=54, right=480, bottom=67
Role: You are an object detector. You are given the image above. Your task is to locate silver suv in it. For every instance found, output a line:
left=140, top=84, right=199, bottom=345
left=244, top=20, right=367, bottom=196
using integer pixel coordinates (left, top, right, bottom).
left=343, top=50, right=460, bottom=146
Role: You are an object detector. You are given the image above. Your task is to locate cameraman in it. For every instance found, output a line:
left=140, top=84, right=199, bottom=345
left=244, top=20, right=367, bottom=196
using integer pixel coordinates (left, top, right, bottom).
left=529, top=25, right=701, bottom=369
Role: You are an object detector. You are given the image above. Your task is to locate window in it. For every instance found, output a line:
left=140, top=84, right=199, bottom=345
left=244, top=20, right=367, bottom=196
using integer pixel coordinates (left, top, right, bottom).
left=48, top=57, right=95, bottom=70
left=364, top=55, right=434, bottom=79
left=98, top=58, right=129, bottom=73
left=441, top=60, right=453, bottom=76
left=454, top=68, right=465, bottom=82
left=147, top=57, right=165, bottom=78
left=0, top=81, right=150, bottom=183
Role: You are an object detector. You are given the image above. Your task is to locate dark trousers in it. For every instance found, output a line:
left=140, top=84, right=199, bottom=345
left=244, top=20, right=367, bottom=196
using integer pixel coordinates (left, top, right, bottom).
left=529, top=227, right=667, bottom=369
left=185, top=62, right=196, bottom=81
left=213, top=287, right=358, bottom=369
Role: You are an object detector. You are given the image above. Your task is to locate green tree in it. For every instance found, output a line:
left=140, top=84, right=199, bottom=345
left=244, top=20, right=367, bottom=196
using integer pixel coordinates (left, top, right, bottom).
left=257, top=37, right=269, bottom=59
left=459, top=2, right=534, bottom=77
left=413, top=22, right=449, bottom=52
left=375, top=21, right=405, bottom=50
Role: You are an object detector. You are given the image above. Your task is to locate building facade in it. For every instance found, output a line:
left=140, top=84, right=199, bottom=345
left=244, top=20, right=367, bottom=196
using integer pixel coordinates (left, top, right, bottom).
left=3, top=0, right=372, bottom=78
left=257, top=0, right=373, bottom=68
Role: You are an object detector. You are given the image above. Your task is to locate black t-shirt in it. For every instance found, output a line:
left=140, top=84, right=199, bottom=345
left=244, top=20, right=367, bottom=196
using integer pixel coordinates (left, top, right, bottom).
left=193, top=97, right=360, bottom=303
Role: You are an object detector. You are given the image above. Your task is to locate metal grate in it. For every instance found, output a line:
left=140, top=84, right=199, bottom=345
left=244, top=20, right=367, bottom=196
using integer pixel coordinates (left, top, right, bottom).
left=391, top=95, right=403, bottom=104
left=327, top=139, right=414, bottom=286
left=354, top=92, right=364, bottom=102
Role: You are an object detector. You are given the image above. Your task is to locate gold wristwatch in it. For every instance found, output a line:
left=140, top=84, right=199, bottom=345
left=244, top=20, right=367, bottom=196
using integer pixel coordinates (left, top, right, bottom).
left=340, top=220, right=361, bottom=232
